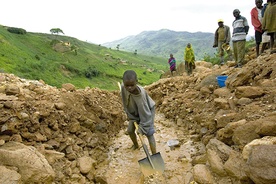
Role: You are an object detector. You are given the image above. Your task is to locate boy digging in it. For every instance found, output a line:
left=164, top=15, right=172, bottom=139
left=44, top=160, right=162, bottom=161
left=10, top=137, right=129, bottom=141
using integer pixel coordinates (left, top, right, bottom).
left=120, top=70, right=157, bottom=154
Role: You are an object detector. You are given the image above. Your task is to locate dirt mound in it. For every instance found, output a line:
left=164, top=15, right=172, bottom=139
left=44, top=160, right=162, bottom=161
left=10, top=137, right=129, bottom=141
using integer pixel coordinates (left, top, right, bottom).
left=0, top=75, right=126, bottom=183
left=0, top=51, right=276, bottom=184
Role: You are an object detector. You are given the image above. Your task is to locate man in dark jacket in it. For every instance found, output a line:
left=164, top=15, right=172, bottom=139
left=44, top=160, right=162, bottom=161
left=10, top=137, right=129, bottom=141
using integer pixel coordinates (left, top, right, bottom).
left=213, top=19, right=232, bottom=65
left=262, top=0, right=276, bottom=54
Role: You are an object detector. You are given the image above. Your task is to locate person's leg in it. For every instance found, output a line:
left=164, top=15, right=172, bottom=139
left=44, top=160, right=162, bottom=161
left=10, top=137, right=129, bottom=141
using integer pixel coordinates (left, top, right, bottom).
left=237, top=40, right=246, bottom=66
left=218, top=41, right=224, bottom=65
left=127, top=121, right=139, bottom=149
left=261, top=31, right=268, bottom=53
left=187, top=62, right=192, bottom=75
left=271, top=33, right=276, bottom=53
left=256, top=43, right=260, bottom=57
left=261, top=43, right=268, bottom=53
left=255, top=31, right=262, bottom=57
left=185, top=61, right=190, bottom=75
left=185, top=61, right=188, bottom=71
left=233, top=42, right=238, bottom=63
left=190, top=62, right=193, bottom=74
left=147, top=134, right=156, bottom=154
left=227, top=49, right=233, bottom=61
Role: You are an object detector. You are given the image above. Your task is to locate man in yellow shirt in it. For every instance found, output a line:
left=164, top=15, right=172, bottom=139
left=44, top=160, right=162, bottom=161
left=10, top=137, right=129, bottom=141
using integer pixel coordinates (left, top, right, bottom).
left=213, top=19, right=233, bottom=65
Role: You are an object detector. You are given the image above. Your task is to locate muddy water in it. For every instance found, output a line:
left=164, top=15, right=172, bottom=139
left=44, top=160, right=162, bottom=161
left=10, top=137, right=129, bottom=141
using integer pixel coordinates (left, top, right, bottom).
left=103, top=113, right=201, bottom=184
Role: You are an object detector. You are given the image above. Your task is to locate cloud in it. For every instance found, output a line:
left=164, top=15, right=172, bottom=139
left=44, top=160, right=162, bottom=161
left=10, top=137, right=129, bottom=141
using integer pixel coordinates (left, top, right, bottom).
left=1, top=0, right=256, bottom=43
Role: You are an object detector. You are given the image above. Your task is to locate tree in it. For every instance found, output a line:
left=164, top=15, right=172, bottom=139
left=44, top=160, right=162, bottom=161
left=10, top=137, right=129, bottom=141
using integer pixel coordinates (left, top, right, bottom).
left=50, top=28, right=64, bottom=35
left=116, top=44, right=120, bottom=51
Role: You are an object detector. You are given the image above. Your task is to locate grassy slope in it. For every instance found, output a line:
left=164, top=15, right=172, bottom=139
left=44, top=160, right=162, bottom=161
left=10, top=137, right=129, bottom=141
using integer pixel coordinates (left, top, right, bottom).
left=0, top=25, right=167, bottom=90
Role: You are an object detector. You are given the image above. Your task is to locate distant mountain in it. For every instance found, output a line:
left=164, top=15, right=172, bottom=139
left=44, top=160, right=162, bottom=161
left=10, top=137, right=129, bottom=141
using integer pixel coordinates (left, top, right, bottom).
left=102, top=29, right=216, bottom=61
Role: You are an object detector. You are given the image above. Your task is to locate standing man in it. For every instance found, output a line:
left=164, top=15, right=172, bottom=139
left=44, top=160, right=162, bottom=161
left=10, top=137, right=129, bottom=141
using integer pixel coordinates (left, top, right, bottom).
left=251, top=0, right=264, bottom=57
left=262, top=0, right=276, bottom=54
left=213, top=19, right=232, bottom=65
left=232, top=9, right=250, bottom=68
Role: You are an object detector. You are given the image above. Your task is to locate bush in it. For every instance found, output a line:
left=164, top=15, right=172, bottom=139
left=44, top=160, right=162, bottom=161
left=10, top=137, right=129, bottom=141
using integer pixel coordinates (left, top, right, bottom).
left=35, top=55, right=40, bottom=60
left=203, top=53, right=220, bottom=65
left=50, top=39, right=60, bottom=46
left=84, top=67, right=100, bottom=79
left=7, top=27, right=27, bottom=34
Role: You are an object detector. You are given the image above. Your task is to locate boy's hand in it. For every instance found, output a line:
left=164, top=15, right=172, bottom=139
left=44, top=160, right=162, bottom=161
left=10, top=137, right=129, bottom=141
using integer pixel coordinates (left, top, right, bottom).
left=136, top=126, right=143, bottom=135
left=134, top=122, right=143, bottom=135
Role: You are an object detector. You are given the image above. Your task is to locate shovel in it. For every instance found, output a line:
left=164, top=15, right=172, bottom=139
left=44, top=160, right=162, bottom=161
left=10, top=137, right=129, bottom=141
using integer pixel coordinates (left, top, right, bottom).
left=134, top=122, right=165, bottom=177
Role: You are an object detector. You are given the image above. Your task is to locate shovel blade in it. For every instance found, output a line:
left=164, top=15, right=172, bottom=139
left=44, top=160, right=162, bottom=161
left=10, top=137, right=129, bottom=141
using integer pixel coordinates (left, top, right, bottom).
left=138, top=152, right=165, bottom=177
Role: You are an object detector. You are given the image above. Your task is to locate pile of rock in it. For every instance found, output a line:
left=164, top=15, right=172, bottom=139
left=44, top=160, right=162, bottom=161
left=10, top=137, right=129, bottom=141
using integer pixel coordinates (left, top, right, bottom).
left=0, top=74, right=125, bottom=184
left=146, top=53, right=276, bottom=184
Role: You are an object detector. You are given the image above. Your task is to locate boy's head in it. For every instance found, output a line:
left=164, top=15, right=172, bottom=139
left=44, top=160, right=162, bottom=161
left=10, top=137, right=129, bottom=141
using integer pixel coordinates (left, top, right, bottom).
left=123, top=70, right=137, bottom=82
left=123, top=70, right=138, bottom=94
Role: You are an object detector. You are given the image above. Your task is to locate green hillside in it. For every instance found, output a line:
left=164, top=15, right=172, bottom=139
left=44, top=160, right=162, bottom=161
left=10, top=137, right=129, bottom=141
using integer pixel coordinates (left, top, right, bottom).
left=0, top=25, right=167, bottom=90
left=102, top=29, right=216, bottom=62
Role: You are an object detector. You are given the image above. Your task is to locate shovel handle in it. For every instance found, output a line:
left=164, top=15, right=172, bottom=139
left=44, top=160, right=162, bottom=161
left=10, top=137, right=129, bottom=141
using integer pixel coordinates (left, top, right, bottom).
left=117, top=82, right=121, bottom=92
left=134, top=122, right=155, bottom=169
left=134, top=122, right=144, bottom=144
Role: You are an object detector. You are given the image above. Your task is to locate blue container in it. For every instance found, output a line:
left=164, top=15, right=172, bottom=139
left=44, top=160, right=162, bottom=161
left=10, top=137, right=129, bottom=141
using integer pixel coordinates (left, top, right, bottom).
left=216, top=75, right=228, bottom=87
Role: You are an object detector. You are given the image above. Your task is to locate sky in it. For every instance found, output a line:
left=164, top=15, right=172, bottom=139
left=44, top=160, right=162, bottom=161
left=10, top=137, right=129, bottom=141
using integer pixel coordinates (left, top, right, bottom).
left=1, top=0, right=257, bottom=44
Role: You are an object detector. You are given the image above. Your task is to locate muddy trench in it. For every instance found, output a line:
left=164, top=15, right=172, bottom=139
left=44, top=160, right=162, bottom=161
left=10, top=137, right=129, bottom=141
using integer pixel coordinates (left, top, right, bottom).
left=98, top=113, right=204, bottom=184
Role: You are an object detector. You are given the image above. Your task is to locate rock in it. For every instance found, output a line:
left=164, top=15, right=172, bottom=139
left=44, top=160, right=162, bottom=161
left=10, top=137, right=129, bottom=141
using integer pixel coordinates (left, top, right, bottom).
left=78, top=156, right=96, bottom=174
left=242, top=136, right=276, bottom=161
left=215, top=113, right=239, bottom=129
left=235, top=86, right=265, bottom=99
left=54, top=102, right=66, bottom=110
left=62, top=83, right=76, bottom=91
left=236, top=97, right=252, bottom=106
left=94, top=171, right=108, bottom=184
left=214, top=98, right=229, bottom=110
left=69, top=120, right=81, bottom=133
left=216, top=119, right=247, bottom=145
left=213, top=88, right=232, bottom=98
left=192, top=154, right=208, bottom=165
left=0, top=165, right=22, bottom=184
left=0, top=141, right=55, bottom=183
left=5, top=85, right=20, bottom=95
left=206, top=149, right=227, bottom=176
left=206, top=138, right=232, bottom=161
left=223, top=151, right=249, bottom=181
left=255, top=115, right=276, bottom=136
left=43, top=149, right=65, bottom=164
left=200, top=87, right=212, bottom=95
left=232, top=121, right=260, bottom=147
left=193, top=164, right=214, bottom=184
left=246, top=145, right=276, bottom=184
left=0, top=139, right=5, bottom=145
